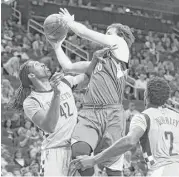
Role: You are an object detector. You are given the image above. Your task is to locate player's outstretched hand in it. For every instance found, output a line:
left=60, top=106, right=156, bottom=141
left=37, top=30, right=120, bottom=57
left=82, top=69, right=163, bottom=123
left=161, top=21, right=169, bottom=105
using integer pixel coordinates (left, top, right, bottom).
left=93, top=45, right=118, bottom=63
left=50, top=71, right=64, bottom=94
left=69, top=155, right=95, bottom=173
left=59, top=8, right=74, bottom=24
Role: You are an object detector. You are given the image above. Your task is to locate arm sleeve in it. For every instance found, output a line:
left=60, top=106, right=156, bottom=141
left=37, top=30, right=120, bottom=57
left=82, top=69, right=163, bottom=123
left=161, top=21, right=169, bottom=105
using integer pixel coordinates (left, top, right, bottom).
left=23, top=98, right=41, bottom=121
left=130, top=114, right=147, bottom=132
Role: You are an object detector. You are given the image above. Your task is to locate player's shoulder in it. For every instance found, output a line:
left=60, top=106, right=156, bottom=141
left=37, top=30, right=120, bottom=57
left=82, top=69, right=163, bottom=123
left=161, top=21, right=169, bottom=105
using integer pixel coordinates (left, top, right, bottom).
left=62, top=75, right=74, bottom=88
left=142, top=107, right=157, bottom=116
left=165, top=107, right=179, bottom=118
left=23, top=95, right=38, bottom=108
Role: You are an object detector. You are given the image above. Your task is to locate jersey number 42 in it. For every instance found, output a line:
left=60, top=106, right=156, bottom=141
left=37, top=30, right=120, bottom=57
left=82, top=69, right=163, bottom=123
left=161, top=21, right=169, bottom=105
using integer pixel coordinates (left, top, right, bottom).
left=60, top=102, right=73, bottom=119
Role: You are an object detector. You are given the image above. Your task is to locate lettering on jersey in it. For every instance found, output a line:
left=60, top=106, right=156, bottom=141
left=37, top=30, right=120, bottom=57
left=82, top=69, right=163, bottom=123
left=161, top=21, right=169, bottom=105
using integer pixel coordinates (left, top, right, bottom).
left=60, top=92, right=72, bottom=102
left=155, top=117, right=179, bottom=127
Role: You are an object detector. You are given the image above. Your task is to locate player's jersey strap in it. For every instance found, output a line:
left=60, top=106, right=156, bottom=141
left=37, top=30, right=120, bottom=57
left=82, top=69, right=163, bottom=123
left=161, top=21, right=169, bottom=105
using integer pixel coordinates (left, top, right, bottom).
left=140, top=113, right=155, bottom=166
left=61, top=77, right=78, bottom=91
left=61, top=78, right=71, bottom=88
left=29, top=96, right=43, bottom=108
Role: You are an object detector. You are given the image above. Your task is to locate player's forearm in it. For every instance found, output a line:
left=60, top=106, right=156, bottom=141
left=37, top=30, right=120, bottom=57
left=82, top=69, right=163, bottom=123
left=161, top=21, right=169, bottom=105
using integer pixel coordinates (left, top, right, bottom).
left=67, top=21, right=88, bottom=38
left=54, top=44, right=90, bottom=73
left=85, top=57, right=98, bottom=78
left=93, top=135, right=136, bottom=165
left=42, top=93, right=61, bottom=133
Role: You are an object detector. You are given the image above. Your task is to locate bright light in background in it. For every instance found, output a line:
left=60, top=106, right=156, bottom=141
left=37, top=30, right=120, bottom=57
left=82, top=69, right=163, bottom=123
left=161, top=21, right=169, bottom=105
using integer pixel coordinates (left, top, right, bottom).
left=1, top=0, right=15, bottom=4
left=126, top=8, right=130, bottom=12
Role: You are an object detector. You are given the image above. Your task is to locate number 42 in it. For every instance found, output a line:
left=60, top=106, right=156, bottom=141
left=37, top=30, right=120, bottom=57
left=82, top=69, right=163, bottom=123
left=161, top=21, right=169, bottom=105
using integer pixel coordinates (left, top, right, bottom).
left=60, top=102, right=73, bottom=118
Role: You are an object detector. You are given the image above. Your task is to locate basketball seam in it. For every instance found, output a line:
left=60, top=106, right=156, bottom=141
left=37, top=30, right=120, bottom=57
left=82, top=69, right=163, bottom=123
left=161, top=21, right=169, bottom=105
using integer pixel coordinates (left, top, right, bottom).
left=45, top=24, right=68, bottom=36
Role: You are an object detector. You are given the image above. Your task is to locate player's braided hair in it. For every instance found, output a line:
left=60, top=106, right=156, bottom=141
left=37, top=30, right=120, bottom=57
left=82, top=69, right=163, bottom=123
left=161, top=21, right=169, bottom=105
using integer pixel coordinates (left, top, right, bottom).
left=146, top=77, right=171, bottom=106
left=8, top=61, right=33, bottom=111
left=107, top=23, right=135, bottom=48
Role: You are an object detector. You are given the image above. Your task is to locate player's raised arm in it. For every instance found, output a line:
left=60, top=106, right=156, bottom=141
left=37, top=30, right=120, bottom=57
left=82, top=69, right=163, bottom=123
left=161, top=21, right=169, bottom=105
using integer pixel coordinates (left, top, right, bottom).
left=50, top=40, right=90, bottom=73
left=59, top=8, right=114, bottom=47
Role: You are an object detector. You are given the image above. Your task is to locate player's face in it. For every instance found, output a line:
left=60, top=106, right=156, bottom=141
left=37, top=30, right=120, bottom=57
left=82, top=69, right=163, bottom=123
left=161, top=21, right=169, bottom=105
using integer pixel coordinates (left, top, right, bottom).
left=106, top=27, right=117, bottom=35
left=28, top=61, right=51, bottom=79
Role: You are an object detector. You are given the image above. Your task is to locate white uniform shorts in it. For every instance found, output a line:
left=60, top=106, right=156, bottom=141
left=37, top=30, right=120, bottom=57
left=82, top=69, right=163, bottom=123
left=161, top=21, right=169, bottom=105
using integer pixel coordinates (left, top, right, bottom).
left=40, top=146, right=71, bottom=176
left=149, top=163, right=179, bottom=177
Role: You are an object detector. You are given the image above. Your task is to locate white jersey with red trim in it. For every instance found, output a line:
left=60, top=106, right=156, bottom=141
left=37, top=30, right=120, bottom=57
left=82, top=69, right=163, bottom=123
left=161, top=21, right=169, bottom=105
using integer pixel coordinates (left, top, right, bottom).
left=23, top=76, right=78, bottom=150
left=130, top=107, right=179, bottom=172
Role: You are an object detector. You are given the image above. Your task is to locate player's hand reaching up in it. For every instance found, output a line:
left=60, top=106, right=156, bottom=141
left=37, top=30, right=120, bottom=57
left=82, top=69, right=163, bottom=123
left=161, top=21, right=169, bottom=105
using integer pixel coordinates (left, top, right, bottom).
left=59, top=8, right=75, bottom=24
left=93, top=45, right=118, bottom=63
left=50, top=71, right=64, bottom=94
left=68, top=155, right=95, bottom=176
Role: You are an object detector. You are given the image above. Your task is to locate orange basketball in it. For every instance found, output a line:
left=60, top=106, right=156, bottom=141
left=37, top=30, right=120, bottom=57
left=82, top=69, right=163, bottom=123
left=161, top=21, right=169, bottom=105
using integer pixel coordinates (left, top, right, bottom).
left=43, top=14, right=68, bottom=42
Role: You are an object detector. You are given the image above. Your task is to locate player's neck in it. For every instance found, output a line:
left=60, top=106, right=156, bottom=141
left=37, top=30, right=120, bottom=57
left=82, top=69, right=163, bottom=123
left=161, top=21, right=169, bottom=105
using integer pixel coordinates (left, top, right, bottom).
left=33, top=80, right=52, bottom=92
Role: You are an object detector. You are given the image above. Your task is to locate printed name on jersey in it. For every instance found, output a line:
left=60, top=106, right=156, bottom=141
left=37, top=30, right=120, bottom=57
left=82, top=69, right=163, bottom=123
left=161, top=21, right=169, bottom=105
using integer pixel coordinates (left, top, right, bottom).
left=155, top=117, right=179, bottom=127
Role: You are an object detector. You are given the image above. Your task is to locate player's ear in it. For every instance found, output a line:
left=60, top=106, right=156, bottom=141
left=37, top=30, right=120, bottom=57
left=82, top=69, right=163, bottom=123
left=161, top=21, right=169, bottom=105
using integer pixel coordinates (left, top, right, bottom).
left=28, top=73, right=36, bottom=81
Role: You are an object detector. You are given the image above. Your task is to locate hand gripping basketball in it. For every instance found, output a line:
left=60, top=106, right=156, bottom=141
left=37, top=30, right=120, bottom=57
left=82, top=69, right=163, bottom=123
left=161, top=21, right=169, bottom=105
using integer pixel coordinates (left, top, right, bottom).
left=43, top=14, right=69, bottom=43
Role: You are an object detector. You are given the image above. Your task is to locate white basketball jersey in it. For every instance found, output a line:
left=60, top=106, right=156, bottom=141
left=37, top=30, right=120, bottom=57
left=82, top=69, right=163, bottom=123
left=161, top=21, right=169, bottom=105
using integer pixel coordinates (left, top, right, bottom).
left=24, top=77, right=77, bottom=150
left=140, top=107, right=179, bottom=171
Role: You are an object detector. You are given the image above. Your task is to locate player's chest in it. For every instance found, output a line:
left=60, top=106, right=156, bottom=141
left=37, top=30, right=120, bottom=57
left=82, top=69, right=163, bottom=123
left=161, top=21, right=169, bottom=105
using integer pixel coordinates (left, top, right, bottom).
left=93, top=61, right=125, bottom=79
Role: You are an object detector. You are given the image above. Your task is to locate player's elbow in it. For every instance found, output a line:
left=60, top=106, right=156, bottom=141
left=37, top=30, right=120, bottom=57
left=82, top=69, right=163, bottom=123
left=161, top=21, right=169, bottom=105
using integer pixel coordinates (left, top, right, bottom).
left=41, top=121, right=55, bottom=134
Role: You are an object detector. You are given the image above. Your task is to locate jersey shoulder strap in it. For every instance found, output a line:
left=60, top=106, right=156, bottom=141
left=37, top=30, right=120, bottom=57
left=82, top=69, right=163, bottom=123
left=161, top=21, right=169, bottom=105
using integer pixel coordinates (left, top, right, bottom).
left=28, top=96, right=43, bottom=108
left=61, top=78, right=71, bottom=88
left=61, top=77, right=78, bottom=91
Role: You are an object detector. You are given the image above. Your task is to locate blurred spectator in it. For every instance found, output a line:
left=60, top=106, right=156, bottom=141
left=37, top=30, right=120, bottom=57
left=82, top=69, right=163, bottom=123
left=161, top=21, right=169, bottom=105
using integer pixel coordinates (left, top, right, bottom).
left=13, top=150, right=25, bottom=168
left=135, top=73, right=147, bottom=89
left=2, top=119, right=14, bottom=145
left=124, top=86, right=135, bottom=100
left=1, top=79, right=14, bottom=104
left=12, top=168, right=21, bottom=176
left=32, top=34, right=44, bottom=57
left=3, top=55, right=22, bottom=78
left=125, top=102, right=139, bottom=134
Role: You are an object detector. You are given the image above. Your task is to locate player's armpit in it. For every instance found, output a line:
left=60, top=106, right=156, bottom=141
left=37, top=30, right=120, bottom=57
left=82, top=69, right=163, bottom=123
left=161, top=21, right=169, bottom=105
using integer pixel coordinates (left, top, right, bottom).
left=65, top=74, right=89, bottom=90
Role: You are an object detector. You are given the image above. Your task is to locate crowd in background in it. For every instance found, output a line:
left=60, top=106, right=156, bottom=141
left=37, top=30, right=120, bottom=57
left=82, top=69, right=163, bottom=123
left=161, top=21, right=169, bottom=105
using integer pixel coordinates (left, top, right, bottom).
left=1, top=0, right=179, bottom=176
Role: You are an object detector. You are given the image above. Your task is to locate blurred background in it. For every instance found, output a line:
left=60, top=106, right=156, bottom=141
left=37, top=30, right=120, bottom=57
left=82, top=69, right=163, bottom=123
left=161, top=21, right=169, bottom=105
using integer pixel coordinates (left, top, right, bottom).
left=1, top=0, right=179, bottom=176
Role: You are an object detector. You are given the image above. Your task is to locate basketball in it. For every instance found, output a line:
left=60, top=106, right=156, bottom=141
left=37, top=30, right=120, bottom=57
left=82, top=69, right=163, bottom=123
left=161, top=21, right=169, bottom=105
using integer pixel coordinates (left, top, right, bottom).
left=43, top=14, right=68, bottom=42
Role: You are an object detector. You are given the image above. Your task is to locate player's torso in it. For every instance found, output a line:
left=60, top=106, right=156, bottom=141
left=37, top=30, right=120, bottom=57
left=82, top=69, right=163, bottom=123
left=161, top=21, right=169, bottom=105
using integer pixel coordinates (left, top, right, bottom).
left=83, top=57, right=126, bottom=105
left=30, top=81, right=77, bottom=150
left=140, top=107, right=179, bottom=171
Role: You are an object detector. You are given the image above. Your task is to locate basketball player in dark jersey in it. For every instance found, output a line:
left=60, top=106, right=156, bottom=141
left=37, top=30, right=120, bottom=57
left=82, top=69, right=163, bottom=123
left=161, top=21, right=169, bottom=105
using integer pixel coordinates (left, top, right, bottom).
left=47, top=8, right=135, bottom=176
